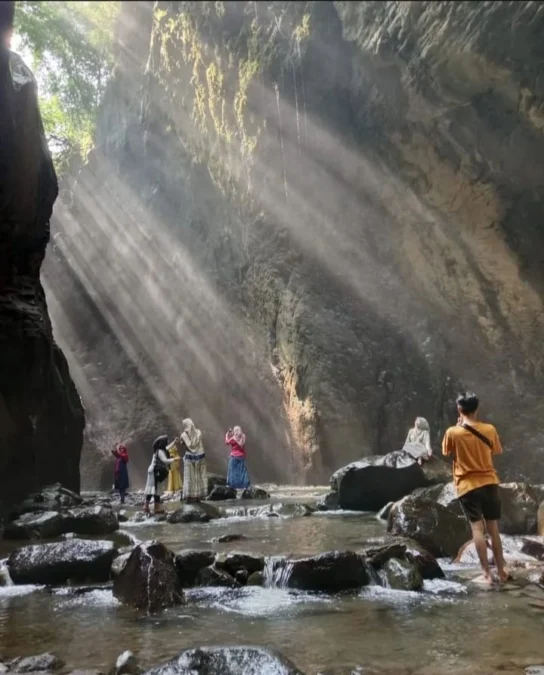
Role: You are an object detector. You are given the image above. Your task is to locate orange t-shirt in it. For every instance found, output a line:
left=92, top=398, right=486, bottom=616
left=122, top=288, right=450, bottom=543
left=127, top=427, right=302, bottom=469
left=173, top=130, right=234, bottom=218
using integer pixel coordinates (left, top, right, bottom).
left=442, top=422, right=502, bottom=497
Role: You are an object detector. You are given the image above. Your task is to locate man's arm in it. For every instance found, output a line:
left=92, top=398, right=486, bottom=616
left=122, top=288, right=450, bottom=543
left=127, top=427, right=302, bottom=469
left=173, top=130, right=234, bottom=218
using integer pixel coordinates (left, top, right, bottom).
left=442, top=429, right=452, bottom=456
left=492, top=428, right=503, bottom=455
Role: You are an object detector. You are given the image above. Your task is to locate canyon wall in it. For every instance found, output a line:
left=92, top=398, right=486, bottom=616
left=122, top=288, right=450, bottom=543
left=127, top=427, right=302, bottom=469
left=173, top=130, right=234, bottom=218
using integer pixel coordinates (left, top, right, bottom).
left=0, top=47, right=85, bottom=514
left=49, top=1, right=544, bottom=487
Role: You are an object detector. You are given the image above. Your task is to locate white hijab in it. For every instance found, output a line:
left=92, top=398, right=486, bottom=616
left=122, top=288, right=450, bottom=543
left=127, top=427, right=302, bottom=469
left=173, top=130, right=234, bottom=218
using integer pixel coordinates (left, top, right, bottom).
left=181, top=418, right=204, bottom=454
left=232, top=425, right=246, bottom=447
left=405, top=417, right=431, bottom=451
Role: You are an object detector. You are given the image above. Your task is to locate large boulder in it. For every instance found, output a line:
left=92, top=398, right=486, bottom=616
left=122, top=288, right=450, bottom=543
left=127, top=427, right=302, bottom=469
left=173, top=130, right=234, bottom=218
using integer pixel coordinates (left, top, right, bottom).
left=207, top=486, right=237, bottom=501
left=499, top=483, right=540, bottom=535
left=241, top=487, right=271, bottom=500
left=330, top=453, right=450, bottom=512
left=10, top=653, right=65, bottom=673
left=387, top=495, right=470, bottom=558
left=315, top=492, right=340, bottom=512
left=381, top=558, right=423, bottom=591
left=217, top=552, right=265, bottom=577
left=166, top=503, right=221, bottom=524
left=3, top=511, right=72, bottom=540
left=271, top=551, right=369, bottom=592
left=10, top=485, right=83, bottom=520
left=359, top=537, right=444, bottom=580
left=174, top=550, right=216, bottom=587
left=8, top=540, right=117, bottom=585
left=207, top=474, right=227, bottom=494
left=113, top=541, right=183, bottom=612
left=143, top=647, right=304, bottom=675
left=195, top=564, right=239, bottom=588
left=69, top=506, right=119, bottom=535
left=250, top=503, right=314, bottom=518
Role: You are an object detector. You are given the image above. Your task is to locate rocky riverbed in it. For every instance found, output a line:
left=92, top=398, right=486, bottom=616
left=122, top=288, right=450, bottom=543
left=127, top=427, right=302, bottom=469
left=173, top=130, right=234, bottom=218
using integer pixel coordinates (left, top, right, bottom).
left=1, top=468, right=544, bottom=675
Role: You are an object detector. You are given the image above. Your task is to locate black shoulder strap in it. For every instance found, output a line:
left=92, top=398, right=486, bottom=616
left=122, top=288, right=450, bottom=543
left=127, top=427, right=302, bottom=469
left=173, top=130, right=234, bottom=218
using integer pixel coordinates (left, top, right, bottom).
left=460, top=423, right=493, bottom=449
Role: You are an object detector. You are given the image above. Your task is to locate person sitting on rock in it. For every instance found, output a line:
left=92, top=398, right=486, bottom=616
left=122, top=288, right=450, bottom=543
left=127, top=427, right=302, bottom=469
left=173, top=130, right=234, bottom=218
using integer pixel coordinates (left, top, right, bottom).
left=402, top=417, right=432, bottom=464
left=442, top=391, right=509, bottom=585
left=144, top=435, right=177, bottom=514
left=225, top=425, right=251, bottom=490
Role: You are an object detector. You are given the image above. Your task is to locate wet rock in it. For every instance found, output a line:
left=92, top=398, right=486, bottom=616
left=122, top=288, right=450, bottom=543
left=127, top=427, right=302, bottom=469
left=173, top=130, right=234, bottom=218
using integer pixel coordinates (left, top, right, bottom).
left=174, top=550, right=216, bottom=587
left=167, top=503, right=221, bottom=523
left=538, top=501, right=544, bottom=536
left=3, top=511, right=72, bottom=540
left=129, top=512, right=148, bottom=524
left=113, top=541, right=183, bottom=612
left=118, top=511, right=129, bottom=523
left=315, top=492, right=340, bottom=512
left=111, top=553, right=131, bottom=578
left=218, top=552, right=265, bottom=577
left=330, top=453, right=449, bottom=512
left=359, top=537, right=444, bottom=580
left=195, top=564, right=239, bottom=588
left=387, top=495, right=470, bottom=558
left=359, top=542, right=408, bottom=568
left=377, top=501, right=395, bottom=521
left=8, top=539, right=117, bottom=585
left=402, top=540, right=445, bottom=580
left=207, top=486, right=237, bottom=501
left=381, top=557, right=423, bottom=591
left=520, top=538, right=544, bottom=561
left=112, top=651, right=141, bottom=675
left=499, top=483, right=540, bottom=534
left=10, top=485, right=83, bottom=520
left=10, top=653, right=65, bottom=673
left=143, top=647, right=304, bottom=675
left=250, top=503, right=314, bottom=518
left=284, top=551, right=369, bottom=592
left=235, top=569, right=248, bottom=584
left=241, top=487, right=271, bottom=500
left=207, top=474, right=227, bottom=494
left=247, top=571, right=264, bottom=586
left=212, top=533, right=247, bottom=543
left=69, top=506, right=119, bottom=536
left=419, top=458, right=452, bottom=486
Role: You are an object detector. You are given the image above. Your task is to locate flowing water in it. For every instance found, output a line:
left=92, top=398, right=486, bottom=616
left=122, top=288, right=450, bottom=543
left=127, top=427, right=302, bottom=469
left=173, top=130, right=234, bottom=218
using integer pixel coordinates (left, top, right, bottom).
left=1, top=487, right=543, bottom=674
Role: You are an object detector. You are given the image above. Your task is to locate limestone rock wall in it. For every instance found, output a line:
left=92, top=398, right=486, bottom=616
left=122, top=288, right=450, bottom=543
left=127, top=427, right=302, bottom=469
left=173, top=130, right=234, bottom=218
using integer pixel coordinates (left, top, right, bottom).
left=51, top=1, right=544, bottom=486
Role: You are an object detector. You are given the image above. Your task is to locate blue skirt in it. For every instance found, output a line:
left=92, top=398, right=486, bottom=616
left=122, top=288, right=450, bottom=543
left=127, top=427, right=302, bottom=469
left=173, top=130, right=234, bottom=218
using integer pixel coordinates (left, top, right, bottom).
left=227, top=456, right=250, bottom=489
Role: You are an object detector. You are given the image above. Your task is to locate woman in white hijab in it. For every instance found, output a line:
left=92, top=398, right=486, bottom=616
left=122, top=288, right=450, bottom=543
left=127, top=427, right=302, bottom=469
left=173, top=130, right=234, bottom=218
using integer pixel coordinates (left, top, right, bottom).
left=402, top=417, right=432, bottom=464
left=179, top=418, right=208, bottom=502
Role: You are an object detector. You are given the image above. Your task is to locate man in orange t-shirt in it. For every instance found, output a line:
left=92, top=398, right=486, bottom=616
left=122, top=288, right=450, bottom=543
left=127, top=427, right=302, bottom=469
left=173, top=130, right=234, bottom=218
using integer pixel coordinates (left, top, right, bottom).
left=442, top=392, right=508, bottom=584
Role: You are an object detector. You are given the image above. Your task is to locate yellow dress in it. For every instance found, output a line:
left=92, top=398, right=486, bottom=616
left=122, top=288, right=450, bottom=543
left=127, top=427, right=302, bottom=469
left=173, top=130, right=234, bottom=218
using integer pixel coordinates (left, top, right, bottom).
left=166, top=440, right=182, bottom=493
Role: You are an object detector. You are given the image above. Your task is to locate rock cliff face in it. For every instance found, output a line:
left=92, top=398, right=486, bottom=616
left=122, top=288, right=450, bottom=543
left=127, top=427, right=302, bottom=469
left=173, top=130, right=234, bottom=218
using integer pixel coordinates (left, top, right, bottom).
left=0, top=48, right=85, bottom=514
left=50, top=1, right=544, bottom=486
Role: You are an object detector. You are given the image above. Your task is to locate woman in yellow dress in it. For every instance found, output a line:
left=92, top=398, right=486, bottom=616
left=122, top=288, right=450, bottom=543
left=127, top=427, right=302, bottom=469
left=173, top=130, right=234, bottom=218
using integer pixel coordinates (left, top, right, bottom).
left=166, top=438, right=182, bottom=493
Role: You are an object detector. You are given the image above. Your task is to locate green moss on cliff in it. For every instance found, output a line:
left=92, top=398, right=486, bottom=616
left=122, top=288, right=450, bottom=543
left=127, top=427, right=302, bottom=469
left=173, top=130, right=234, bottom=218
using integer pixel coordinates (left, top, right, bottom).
left=152, top=1, right=313, bottom=196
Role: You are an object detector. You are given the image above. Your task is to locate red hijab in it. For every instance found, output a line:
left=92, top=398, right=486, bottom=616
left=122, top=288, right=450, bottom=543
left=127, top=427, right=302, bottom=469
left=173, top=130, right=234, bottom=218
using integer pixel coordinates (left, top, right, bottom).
left=114, top=444, right=129, bottom=473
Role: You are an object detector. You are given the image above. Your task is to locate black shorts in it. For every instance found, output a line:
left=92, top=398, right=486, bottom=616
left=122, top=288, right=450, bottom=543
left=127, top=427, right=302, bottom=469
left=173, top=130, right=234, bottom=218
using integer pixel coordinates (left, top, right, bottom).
left=458, top=484, right=501, bottom=522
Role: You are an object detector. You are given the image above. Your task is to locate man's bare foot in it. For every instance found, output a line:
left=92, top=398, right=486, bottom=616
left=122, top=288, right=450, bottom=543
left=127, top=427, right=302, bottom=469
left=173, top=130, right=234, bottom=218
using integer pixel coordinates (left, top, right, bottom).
left=473, top=572, right=495, bottom=585
left=497, top=569, right=512, bottom=583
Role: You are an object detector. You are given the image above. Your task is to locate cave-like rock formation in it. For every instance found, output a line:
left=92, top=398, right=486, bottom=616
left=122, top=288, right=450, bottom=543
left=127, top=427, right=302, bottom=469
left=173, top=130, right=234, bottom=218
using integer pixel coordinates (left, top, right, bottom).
left=0, top=45, right=85, bottom=514
left=50, top=1, right=544, bottom=486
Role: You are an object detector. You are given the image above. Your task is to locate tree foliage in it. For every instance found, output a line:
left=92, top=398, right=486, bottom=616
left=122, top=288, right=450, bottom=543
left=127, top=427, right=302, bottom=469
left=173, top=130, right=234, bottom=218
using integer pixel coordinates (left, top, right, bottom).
left=14, top=1, right=120, bottom=173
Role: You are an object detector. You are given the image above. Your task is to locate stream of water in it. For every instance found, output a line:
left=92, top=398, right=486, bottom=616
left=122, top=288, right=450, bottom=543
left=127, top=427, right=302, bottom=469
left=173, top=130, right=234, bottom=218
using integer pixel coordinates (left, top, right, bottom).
left=0, top=487, right=543, bottom=674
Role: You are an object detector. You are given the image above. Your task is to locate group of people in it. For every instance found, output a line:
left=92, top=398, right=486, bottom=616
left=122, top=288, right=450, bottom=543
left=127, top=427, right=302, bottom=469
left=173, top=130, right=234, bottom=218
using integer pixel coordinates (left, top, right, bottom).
left=111, top=418, right=251, bottom=513
left=114, top=392, right=509, bottom=585
left=403, top=393, right=509, bottom=585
